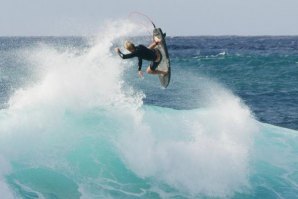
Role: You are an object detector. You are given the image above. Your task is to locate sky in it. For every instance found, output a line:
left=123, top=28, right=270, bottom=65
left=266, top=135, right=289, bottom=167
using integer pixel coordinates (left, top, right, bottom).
left=1, top=0, right=298, bottom=36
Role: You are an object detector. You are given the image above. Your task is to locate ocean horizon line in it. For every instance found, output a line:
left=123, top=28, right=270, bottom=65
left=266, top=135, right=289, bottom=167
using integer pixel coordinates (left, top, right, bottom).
left=1, top=34, right=298, bottom=38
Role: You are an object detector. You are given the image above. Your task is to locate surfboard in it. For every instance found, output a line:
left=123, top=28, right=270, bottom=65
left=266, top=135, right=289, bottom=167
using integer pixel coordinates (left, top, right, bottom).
left=153, top=28, right=171, bottom=88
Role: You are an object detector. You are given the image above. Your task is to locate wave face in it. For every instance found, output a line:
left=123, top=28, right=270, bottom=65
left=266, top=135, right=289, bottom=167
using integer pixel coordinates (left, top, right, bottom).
left=0, top=21, right=298, bottom=198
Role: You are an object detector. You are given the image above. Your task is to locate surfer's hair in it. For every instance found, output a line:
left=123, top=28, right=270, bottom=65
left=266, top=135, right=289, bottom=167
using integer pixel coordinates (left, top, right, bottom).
left=124, top=41, right=135, bottom=52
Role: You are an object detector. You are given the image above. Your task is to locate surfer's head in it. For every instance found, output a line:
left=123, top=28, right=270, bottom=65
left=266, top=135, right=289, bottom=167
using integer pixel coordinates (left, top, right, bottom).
left=124, top=41, right=135, bottom=52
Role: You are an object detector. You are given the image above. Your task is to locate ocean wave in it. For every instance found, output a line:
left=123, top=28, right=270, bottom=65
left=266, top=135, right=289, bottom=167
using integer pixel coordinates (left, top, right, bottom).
left=0, top=20, right=297, bottom=199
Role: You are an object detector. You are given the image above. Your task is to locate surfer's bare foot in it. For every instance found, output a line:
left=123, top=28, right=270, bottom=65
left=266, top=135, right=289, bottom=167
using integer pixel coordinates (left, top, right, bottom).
left=160, top=71, right=168, bottom=77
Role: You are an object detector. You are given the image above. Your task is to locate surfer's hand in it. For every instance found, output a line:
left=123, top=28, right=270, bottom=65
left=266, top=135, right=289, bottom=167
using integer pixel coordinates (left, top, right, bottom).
left=138, top=71, right=144, bottom=78
left=114, top=47, right=120, bottom=53
left=154, top=36, right=161, bottom=44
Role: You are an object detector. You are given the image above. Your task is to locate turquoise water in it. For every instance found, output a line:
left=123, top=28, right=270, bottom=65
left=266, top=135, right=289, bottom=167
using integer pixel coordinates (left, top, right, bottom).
left=0, top=21, right=298, bottom=198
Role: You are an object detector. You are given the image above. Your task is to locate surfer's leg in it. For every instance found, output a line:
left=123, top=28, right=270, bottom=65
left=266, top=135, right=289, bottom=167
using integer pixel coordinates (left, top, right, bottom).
left=147, top=61, right=167, bottom=75
left=146, top=66, right=167, bottom=75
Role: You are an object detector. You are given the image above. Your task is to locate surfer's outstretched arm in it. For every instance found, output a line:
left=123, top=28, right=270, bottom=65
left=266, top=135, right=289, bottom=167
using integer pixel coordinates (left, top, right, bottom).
left=115, top=48, right=136, bottom=59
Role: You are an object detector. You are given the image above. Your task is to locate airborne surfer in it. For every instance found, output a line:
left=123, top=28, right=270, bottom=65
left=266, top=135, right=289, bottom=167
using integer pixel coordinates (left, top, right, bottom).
left=115, top=37, right=168, bottom=78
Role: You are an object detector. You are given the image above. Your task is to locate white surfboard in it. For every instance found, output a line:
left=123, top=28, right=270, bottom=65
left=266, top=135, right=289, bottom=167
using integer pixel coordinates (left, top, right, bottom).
left=153, top=28, right=171, bottom=88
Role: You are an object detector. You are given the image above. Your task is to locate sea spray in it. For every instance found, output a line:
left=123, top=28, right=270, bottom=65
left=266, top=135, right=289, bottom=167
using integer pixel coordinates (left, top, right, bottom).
left=0, top=20, right=146, bottom=198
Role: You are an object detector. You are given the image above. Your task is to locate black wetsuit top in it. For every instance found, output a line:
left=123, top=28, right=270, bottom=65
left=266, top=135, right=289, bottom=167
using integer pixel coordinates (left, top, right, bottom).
left=118, top=45, right=157, bottom=71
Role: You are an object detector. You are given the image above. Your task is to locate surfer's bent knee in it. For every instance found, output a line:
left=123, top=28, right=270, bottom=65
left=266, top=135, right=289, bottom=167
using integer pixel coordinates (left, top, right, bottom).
left=146, top=67, right=153, bottom=74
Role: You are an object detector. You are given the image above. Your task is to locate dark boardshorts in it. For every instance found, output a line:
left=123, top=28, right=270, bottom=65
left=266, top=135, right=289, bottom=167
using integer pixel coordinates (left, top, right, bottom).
left=149, top=49, right=162, bottom=71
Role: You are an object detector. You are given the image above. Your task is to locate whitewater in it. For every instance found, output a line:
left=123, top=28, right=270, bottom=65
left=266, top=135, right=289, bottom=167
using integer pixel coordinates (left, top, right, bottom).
left=0, top=20, right=298, bottom=199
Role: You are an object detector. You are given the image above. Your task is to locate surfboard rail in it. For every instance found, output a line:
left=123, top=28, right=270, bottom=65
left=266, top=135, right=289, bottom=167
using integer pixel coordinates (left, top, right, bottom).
left=153, top=28, right=171, bottom=88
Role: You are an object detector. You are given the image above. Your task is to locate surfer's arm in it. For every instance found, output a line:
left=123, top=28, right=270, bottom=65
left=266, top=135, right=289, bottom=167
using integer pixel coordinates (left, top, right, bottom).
left=148, top=41, right=159, bottom=49
left=148, top=37, right=161, bottom=49
left=138, top=57, right=142, bottom=71
left=116, top=48, right=136, bottom=59
left=137, top=57, right=143, bottom=78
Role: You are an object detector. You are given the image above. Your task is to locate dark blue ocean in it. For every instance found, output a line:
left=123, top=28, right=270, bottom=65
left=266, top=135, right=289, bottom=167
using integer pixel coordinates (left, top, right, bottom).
left=0, top=23, right=298, bottom=198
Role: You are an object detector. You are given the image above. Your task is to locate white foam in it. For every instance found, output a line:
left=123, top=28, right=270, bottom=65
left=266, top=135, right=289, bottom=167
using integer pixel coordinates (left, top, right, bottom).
left=0, top=180, right=14, bottom=199
left=117, top=82, right=259, bottom=197
left=0, top=156, right=14, bottom=199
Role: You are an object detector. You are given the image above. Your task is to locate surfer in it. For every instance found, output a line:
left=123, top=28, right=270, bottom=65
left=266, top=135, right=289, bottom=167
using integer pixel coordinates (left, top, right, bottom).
left=115, top=38, right=168, bottom=78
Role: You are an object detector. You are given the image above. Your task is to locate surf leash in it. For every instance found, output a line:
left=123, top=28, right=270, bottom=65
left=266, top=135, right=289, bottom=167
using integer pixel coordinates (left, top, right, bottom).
left=128, top=11, right=156, bottom=29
